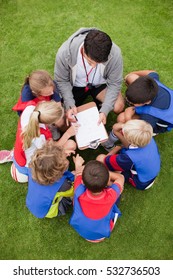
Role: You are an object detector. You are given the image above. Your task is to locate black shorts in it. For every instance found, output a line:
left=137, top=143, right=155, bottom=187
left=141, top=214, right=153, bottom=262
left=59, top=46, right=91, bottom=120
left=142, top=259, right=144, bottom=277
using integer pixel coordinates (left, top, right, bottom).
left=72, top=84, right=107, bottom=107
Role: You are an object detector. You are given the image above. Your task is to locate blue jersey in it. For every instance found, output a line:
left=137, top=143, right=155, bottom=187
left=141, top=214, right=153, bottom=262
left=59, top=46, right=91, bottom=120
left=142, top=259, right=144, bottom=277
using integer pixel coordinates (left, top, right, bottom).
left=26, top=169, right=74, bottom=218
left=135, top=79, right=173, bottom=131
left=70, top=184, right=121, bottom=241
left=13, top=82, right=61, bottom=115
left=121, top=138, right=160, bottom=183
left=21, top=82, right=61, bottom=102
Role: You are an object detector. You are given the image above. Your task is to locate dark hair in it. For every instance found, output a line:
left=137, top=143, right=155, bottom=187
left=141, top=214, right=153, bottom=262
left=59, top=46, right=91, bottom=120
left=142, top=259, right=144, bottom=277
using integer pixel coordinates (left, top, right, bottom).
left=125, top=76, right=158, bottom=104
left=84, top=30, right=112, bottom=63
left=82, top=160, right=109, bottom=193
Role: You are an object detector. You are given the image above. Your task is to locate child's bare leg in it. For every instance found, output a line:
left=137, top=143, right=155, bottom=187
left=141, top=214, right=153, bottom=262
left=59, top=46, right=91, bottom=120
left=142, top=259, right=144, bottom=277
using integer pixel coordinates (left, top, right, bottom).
left=96, top=154, right=106, bottom=163
left=124, top=73, right=139, bottom=86
left=117, top=106, right=137, bottom=125
left=117, top=112, right=126, bottom=123
left=113, top=92, right=125, bottom=114
left=112, top=122, right=123, bottom=135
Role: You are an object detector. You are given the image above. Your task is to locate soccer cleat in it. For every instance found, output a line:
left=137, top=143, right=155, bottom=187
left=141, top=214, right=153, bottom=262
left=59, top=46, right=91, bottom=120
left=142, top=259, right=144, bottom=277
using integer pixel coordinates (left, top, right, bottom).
left=0, top=150, right=13, bottom=164
left=144, top=180, right=155, bottom=190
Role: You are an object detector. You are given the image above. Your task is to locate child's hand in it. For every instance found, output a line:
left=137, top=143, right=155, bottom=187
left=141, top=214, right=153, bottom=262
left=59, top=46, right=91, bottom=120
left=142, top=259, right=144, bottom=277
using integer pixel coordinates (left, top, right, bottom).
left=65, top=149, right=76, bottom=157
left=73, top=154, right=85, bottom=177
left=66, top=123, right=79, bottom=138
left=73, top=154, right=85, bottom=167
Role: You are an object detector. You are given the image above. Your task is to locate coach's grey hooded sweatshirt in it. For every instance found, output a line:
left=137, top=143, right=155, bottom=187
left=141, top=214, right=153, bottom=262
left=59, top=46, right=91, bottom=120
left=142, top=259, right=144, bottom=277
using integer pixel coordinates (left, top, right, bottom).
left=54, top=27, right=123, bottom=116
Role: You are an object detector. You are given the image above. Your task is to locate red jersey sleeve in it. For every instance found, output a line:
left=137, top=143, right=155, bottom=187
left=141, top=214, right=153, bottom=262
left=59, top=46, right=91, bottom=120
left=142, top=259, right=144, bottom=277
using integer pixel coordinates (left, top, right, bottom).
left=104, top=154, right=133, bottom=172
left=74, top=175, right=83, bottom=190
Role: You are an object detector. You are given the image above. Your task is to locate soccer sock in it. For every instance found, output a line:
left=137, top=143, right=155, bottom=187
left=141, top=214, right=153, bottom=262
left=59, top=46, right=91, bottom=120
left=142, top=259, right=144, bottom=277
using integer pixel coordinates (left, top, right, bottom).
left=105, top=130, right=119, bottom=147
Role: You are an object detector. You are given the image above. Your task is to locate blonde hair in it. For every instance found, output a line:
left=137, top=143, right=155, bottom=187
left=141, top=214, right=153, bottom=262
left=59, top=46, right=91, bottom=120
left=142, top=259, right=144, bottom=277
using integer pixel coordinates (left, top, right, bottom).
left=22, top=101, right=64, bottom=149
left=122, top=119, right=153, bottom=147
left=29, top=140, right=68, bottom=185
left=24, top=70, right=54, bottom=96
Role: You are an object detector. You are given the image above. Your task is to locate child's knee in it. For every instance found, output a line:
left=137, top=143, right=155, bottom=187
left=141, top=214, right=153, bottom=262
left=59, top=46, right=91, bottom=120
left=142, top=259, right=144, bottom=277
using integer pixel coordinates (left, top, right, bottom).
left=117, top=112, right=126, bottom=123
left=125, top=73, right=139, bottom=85
left=113, top=93, right=125, bottom=114
left=96, top=154, right=106, bottom=163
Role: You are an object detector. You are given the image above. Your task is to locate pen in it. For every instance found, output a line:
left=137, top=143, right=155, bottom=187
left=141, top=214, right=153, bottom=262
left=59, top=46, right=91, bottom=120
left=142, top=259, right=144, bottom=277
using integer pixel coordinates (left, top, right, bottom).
left=69, top=106, right=78, bottom=121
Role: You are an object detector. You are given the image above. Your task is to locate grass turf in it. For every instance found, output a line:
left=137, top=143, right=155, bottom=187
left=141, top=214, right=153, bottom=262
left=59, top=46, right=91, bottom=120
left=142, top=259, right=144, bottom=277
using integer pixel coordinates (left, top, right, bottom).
left=0, top=0, right=173, bottom=260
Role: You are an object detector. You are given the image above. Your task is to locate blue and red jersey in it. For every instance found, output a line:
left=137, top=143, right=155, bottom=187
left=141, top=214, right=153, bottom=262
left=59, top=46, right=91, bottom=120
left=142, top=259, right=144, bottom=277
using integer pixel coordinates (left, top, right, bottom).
left=12, top=82, right=61, bottom=115
left=70, top=175, right=122, bottom=241
left=105, top=138, right=160, bottom=189
left=135, top=73, right=173, bottom=133
left=26, top=169, right=74, bottom=218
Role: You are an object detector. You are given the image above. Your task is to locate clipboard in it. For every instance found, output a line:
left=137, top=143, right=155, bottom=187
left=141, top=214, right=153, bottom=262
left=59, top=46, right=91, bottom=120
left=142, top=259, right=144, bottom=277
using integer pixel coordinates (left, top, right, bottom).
left=72, top=102, right=108, bottom=150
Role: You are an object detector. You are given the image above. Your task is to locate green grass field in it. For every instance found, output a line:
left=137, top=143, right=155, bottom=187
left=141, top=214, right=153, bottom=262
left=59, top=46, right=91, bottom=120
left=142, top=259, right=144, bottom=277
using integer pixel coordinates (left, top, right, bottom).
left=0, top=0, right=173, bottom=260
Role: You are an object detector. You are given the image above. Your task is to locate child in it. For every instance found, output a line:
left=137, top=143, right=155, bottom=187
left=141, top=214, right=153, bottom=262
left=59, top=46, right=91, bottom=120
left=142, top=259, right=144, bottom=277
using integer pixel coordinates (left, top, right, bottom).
left=12, top=70, right=61, bottom=115
left=26, top=141, right=74, bottom=218
left=102, top=69, right=173, bottom=151
left=0, top=70, right=62, bottom=164
left=98, top=120, right=160, bottom=190
left=13, top=69, right=63, bottom=140
left=70, top=155, right=124, bottom=242
left=11, top=100, right=78, bottom=183
left=122, top=70, right=173, bottom=133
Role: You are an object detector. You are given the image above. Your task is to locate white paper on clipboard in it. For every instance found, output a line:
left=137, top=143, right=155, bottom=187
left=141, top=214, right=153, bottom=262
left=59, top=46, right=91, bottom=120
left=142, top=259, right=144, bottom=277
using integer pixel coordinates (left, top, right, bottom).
left=73, top=105, right=108, bottom=149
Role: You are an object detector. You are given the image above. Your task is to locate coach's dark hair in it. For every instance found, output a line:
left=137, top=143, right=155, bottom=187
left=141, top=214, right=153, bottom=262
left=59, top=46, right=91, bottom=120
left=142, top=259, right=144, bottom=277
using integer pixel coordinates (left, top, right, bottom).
left=82, top=160, right=109, bottom=193
left=84, top=30, right=112, bottom=63
left=125, top=76, right=158, bottom=104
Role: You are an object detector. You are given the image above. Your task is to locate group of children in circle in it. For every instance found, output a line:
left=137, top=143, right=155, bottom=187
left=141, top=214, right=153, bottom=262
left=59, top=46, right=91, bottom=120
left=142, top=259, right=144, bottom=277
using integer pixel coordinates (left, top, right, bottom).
left=1, top=68, right=172, bottom=242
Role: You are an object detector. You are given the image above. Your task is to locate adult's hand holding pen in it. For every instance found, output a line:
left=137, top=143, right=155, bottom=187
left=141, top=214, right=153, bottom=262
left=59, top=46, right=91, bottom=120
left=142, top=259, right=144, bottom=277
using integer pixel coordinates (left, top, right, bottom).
left=98, top=112, right=107, bottom=125
left=66, top=106, right=78, bottom=125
